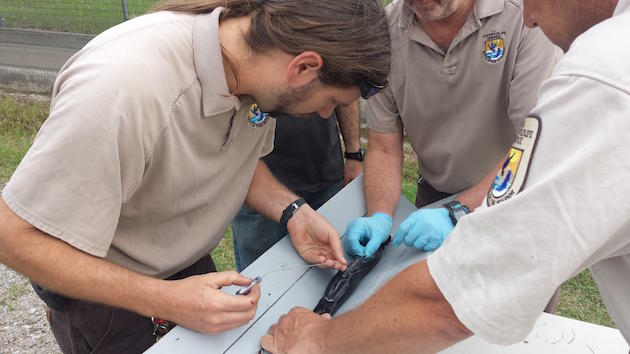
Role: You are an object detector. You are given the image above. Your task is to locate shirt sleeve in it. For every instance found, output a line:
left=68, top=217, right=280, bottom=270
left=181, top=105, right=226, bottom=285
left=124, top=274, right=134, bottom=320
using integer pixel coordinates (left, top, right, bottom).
left=365, top=82, right=403, bottom=133
left=2, top=57, right=147, bottom=257
left=428, top=72, right=630, bottom=344
left=507, top=26, right=562, bottom=132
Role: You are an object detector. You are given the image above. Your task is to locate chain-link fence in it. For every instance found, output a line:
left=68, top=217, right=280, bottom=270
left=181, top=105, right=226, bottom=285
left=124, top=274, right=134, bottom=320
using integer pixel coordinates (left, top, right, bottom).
left=0, top=0, right=160, bottom=34
left=0, top=1, right=160, bottom=93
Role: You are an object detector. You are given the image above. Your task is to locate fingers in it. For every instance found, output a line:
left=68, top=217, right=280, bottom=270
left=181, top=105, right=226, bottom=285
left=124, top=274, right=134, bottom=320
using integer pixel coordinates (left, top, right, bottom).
left=210, top=270, right=252, bottom=287
left=424, top=237, right=442, bottom=251
left=364, top=236, right=384, bottom=258
left=260, top=334, right=276, bottom=353
left=206, top=309, right=258, bottom=333
left=393, top=216, right=413, bottom=246
left=412, top=232, right=430, bottom=251
left=216, top=286, right=260, bottom=312
left=326, top=229, right=347, bottom=267
left=344, top=220, right=366, bottom=256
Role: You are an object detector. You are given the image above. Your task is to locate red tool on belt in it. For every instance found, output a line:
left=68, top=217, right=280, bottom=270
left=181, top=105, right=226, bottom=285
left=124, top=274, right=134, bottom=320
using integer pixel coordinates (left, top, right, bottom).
left=152, top=317, right=175, bottom=340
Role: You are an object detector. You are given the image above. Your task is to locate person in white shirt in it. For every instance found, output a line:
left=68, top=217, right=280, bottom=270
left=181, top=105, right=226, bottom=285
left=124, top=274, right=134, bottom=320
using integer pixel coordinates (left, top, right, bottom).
left=260, top=0, right=630, bottom=352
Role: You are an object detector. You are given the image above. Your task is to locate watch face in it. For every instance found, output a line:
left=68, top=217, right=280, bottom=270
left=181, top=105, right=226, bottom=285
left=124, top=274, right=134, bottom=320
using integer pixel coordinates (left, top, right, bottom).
left=454, top=209, right=467, bottom=220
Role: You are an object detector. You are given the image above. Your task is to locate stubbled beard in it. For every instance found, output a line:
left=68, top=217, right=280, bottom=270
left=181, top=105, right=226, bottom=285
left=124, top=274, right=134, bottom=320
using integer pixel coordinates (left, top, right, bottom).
left=406, top=0, right=456, bottom=21
left=266, top=79, right=319, bottom=117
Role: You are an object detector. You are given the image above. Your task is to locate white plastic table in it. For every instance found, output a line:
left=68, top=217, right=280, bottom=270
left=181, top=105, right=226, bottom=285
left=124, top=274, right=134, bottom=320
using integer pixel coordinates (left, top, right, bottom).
left=146, top=175, right=629, bottom=354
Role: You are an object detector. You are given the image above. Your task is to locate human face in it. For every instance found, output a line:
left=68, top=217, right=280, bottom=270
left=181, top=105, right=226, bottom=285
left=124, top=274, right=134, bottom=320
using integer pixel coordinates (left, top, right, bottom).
left=257, top=79, right=360, bottom=119
left=522, top=0, right=617, bottom=52
left=404, top=0, right=458, bottom=21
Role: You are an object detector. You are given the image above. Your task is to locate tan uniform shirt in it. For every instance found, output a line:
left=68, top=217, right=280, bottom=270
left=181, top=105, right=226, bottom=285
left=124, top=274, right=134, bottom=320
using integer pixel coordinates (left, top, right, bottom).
left=2, top=9, right=275, bottom=278
left=367, top=0, right=560, bottom=193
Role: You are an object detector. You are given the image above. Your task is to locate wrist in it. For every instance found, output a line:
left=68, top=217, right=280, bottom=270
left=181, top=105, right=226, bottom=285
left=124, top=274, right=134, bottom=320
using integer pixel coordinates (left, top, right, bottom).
left=281, top=198, right=307, bottom=229
left=442, top=201, right=470, bottom=225
left=305, top=319, right=333, bottom=353
left=286, top=202, right=310, bottom=234
left=344, top=147, right=365, bottom=161
left=134, top=277, right=168, bottom=318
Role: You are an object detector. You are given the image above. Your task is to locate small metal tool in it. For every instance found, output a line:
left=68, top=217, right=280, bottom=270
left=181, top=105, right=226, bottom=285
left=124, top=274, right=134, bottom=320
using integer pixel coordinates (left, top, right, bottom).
left=235, top=276, right=262, bottom=295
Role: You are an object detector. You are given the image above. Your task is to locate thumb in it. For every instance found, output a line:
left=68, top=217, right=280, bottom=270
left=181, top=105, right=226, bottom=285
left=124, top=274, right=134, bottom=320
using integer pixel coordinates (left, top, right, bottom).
left=364, top=235, right=385, bottom=258
left=345, top=222, right=366, bottom=256
left=260, top=335, right=276, bottom=353
left=393, top=216, right=413, bottom=246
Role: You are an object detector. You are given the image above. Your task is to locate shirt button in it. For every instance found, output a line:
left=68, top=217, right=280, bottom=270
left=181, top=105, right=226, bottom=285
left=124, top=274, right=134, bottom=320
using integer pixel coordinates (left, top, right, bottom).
left=441, top=66, right=458, bottom=75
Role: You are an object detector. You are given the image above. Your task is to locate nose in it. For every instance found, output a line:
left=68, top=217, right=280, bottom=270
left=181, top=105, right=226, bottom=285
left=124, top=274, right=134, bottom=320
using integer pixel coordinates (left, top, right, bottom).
left=317, top=103, right=336, bottom=118
left=522, top=5, right=538, bottom=28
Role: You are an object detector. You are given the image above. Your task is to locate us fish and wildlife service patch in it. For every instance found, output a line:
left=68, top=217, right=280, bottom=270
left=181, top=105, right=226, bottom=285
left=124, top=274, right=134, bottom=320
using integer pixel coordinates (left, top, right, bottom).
left=248, top=103, right=269, bottom=128
left=487, top=116, right=541, bottom=206
left=482, top=31, right=506, bottom=63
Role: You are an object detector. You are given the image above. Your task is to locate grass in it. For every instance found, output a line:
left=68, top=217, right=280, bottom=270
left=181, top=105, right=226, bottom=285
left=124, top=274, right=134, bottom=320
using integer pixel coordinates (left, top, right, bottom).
left=0, top=280, right=30, bottom=311
left=0, top=92, right=615, bottom=328
left=0, top=94, right=48, bottom=181
left=0, top=0, right=160, bottom=34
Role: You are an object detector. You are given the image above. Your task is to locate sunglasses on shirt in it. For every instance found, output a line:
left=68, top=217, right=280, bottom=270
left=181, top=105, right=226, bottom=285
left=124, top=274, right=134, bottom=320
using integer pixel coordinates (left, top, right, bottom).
left=358, top=78, right=388, bottom=99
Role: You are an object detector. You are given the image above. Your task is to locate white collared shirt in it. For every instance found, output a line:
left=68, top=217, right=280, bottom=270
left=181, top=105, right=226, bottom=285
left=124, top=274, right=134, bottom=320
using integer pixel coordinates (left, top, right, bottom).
left=429, top=1, right=630, bottom=344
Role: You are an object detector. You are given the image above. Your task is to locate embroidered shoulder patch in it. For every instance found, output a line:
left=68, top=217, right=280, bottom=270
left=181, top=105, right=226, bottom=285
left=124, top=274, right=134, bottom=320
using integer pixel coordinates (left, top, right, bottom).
left=248, top=103, right=269, bottom=127
left=487, top=116, right=542, bottom=206
left=482, top=31, right=506, bottom=63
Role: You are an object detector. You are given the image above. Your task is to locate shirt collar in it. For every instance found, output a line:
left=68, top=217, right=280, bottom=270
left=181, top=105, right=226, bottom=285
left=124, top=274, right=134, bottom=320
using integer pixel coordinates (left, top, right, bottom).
left=614, top=0, right=630, bottom=16
left=474, top=0, right=505, bottom=19
left=193, top=7, right=244, bottom=118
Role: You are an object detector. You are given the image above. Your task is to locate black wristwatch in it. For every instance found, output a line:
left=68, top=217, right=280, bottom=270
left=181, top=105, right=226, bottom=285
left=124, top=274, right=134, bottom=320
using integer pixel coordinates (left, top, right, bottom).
left=443, top=201, right=470, bottom=225
left=344, top=147, right=365, bottom=161
left=280, top=198, right=307, bottom=228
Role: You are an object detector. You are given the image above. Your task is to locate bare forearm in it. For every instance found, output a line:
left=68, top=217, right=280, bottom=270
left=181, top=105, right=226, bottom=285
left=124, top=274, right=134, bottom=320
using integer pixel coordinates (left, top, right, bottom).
left=337, top=102, right=361, bottom=152
left=364, top=129, right=403, bottom=217
left=455, top=159, right=503, bottom=210
left=0, top=199, right=162, bottom=318
left=245, top=160, right=299, bottom=223
left=314, top=261, right=471, bottom=353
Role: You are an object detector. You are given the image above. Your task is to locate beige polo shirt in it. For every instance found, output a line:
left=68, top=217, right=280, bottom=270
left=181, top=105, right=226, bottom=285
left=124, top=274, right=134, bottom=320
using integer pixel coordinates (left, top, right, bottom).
left=367, top=0, right=560, bottom=193
left=2, top=8, right=275, bottom=278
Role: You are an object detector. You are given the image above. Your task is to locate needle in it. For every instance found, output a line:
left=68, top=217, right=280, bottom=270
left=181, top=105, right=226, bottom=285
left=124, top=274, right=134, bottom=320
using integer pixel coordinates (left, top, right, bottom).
left=236, top=263, right=327, bottom=296
left=260, top=262, right=327, bottom=278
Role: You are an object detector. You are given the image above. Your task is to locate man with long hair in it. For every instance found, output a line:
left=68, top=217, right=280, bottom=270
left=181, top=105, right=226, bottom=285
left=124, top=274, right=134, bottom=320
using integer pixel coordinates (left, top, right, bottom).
left=0, top=0, right=391, bottom=352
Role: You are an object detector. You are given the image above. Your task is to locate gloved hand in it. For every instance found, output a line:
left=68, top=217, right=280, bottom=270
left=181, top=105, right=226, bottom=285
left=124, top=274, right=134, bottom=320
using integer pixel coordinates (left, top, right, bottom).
left=393, top=208, right=453, bottom=252
left=344, top=212, right=392, bottom=257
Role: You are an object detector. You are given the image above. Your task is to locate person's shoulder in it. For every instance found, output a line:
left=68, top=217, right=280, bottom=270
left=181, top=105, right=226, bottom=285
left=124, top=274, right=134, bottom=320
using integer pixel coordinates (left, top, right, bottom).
left=86, top=11, right=195, bottom=51
left=385, top=0, right=404, bottom=28
left=383, top=0, right=407, bottom=43
left=554, top=12, right=630, bottom=93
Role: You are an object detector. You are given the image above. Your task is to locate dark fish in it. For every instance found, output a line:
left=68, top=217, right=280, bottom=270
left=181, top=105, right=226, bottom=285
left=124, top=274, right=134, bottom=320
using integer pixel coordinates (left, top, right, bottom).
left=313, top=237, right=391, bottom=316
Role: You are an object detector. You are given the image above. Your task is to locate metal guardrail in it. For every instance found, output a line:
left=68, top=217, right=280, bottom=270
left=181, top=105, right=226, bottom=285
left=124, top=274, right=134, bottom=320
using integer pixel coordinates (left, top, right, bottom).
left=0, top=0, right=158, bottom=93
left=0, top=28, right=94, bottom=93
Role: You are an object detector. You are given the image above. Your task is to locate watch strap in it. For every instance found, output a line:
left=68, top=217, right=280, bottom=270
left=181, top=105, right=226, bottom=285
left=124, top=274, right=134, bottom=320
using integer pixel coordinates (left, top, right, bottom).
left=280, top=198, right=307, bottom=228
left=344, top=147, right=365, bottom=161
left=443, top=201, right=470, bottom=225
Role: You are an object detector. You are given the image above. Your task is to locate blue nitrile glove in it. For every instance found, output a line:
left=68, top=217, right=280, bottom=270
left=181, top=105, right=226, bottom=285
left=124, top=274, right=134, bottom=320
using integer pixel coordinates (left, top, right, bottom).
left=393, top=208, right=453, bottom=251
left=344, top=212, right=393, bottom=257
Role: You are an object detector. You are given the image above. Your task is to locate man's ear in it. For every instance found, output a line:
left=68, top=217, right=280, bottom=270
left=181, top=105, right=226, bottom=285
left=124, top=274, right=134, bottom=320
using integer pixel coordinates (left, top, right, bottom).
left=285, top=51, right=323, bottom=86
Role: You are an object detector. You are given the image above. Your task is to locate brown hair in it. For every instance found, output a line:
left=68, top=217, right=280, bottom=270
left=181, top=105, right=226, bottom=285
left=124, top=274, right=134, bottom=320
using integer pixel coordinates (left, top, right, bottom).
left=153, top=0, right=390, bottom=89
